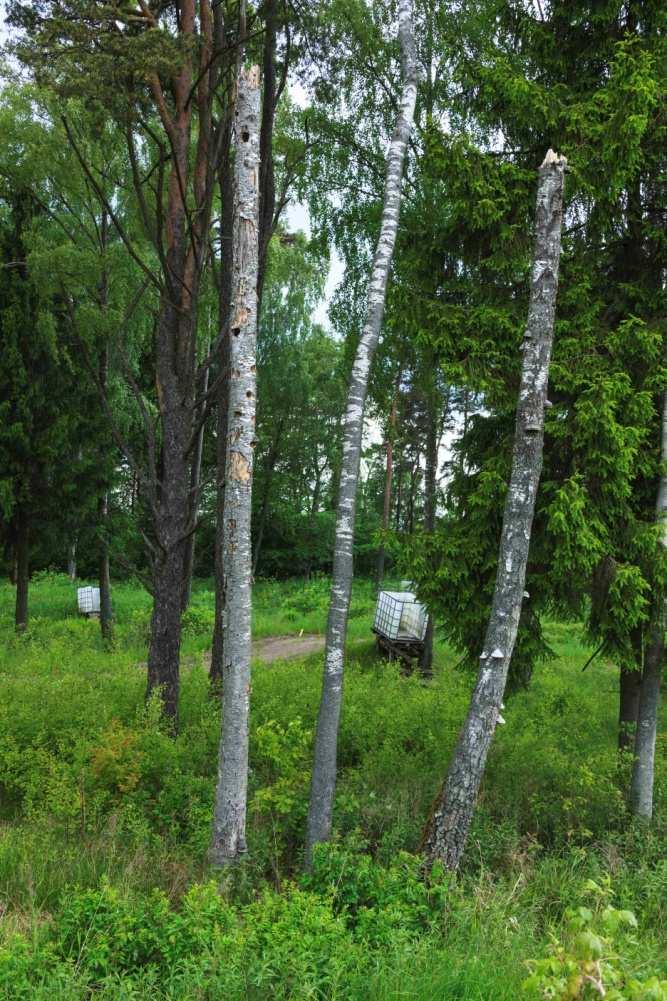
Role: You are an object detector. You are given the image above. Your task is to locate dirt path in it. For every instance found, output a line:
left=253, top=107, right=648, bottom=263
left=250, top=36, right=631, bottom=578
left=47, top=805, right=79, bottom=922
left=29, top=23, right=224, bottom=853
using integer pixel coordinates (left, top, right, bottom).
left=202, top=633, right=325, bottom=670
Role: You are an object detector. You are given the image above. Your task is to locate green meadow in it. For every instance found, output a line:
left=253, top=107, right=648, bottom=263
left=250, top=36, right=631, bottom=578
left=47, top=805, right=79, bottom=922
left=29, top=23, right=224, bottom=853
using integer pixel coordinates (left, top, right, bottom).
left=0, top=574, right=664, bottom=999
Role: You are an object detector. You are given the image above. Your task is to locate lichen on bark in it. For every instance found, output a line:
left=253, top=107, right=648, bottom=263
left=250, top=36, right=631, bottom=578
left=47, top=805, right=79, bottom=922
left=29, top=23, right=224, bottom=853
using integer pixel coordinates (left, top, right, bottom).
left=422, top=150, right=567, bottom=872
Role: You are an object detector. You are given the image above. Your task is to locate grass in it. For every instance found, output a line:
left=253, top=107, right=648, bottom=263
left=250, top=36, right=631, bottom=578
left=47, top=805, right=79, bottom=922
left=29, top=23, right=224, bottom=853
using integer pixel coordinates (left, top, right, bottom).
left=0, top=572, right=664, bottom=999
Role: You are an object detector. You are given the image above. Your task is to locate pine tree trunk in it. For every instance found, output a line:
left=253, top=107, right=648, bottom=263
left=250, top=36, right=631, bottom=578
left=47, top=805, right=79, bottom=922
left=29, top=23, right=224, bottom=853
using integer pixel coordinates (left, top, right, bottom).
left=422, top=150, right=567, bottom=871
left=210, top=64, right=261, bottom=867
left=145, top=303, right=194, bottom=728
left=630, top=389, right=667, bottom=819
left=15, top=505, right=29, bottom=632
left=182, top=340, right=210, bottom=613
left=210, top=116, right=235, bottom=694
left=305, top=2, right=419, bottom=863
left=618, top=664, right=641, bottom=752
left=146, top=497, right=187, bottom=725
left=142, top=4, right=218, bottom=728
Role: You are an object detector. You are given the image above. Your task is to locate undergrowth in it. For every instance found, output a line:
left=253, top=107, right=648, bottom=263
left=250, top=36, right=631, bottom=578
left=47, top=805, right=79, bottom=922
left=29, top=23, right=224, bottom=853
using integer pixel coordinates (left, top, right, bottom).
left=0, top=574, right=664, bottom=998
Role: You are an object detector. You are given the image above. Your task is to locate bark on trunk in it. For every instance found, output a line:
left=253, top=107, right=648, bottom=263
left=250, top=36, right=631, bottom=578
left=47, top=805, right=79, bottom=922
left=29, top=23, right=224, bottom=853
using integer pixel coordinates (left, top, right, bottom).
left=147, top=537, right=184, bottom=723
left=376, top=395, right=397, bottom=586
left=422, top=150, right=567, bottom=871
left=181, top=340, right=210, bottom=612
left=305, top=1, right=419, bottom=863
left=15, top=505, right=29, bottom=632
left=145, top=300, right=194, bottom=728
left=141, top=0, right=221, bottom=728
left=618, top=664, right=641, bottom=752
left=630, top=389, right=667, bottom=819
left=210, top=65, right=261, bottom=867
left=211, top=13, right=282, bottom=687
left=210, top=117, right=235, bottom=693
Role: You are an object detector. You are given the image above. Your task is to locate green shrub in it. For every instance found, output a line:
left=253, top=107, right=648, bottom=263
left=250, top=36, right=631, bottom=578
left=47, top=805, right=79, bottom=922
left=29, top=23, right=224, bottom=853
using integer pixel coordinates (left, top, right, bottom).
left=302, top=841, right=452, bottom=944
left=525, top=879, right=667, bottom=1000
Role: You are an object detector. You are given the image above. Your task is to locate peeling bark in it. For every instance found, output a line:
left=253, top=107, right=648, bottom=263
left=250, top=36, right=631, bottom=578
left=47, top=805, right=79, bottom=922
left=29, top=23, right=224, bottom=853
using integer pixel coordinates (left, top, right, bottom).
left=422, top=150, right=567, bottom=871
left=630, top=389, right=667, bottom=819
left=305, top=0, right=419, bottom=863
left=210, top=64, right=261, bottom=867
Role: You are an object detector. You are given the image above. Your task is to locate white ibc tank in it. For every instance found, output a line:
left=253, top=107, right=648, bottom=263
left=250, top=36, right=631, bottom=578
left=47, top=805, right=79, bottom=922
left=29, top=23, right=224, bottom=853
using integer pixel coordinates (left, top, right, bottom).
left=77, top=586, right=101, bottom=615
left=373, top=590, right=427, bottom=642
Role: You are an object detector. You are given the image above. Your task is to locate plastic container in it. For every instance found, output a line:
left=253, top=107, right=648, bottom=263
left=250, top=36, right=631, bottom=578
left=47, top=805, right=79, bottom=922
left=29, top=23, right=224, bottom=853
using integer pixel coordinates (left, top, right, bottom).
left=77, top=586, right=101, bottom=615
left=373, top=590, right=427, bottom=642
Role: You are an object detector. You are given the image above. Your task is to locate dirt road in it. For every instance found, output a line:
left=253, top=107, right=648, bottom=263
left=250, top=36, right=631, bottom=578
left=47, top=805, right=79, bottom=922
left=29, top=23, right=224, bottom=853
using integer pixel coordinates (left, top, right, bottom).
left=202, top=633, right=325, bottom=670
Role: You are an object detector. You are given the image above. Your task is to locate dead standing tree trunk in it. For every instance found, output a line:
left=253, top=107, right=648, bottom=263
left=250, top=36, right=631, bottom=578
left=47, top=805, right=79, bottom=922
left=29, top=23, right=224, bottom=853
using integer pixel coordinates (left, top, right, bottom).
left=211, top=1, right=282, bottom=688
left=630, top=389, right=667, bottom=819
left=305, top=0, right=419, bottom=863
left=422, top=150, right=567, bottom=871
left=210, top=64, right=261, bottom=867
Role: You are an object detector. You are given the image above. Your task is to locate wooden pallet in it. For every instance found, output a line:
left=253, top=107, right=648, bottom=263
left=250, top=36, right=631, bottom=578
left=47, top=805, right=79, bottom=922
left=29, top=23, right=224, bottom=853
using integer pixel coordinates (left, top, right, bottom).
left=373, top=629, right=424, bottom=670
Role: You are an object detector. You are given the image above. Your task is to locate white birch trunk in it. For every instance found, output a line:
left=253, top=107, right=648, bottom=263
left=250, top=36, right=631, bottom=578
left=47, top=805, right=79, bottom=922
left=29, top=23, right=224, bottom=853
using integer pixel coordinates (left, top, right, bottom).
left=630, top=389, right=667, bottom=819
left=422, top=150, right=567, bottom=871
left=305, top=0, right=419, bottom=862
left=210, top=64, right=261, bottom=866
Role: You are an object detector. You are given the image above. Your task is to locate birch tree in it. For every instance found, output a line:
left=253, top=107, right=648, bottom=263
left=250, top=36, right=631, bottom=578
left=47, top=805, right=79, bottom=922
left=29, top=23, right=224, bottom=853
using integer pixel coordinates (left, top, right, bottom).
left=210, top=63, right=261, bottom=867
left=305, top=0, right=419, bottom=862
left=630, top=389, right=667, bottom=820
left=422, top=150, right=567, bottom=871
